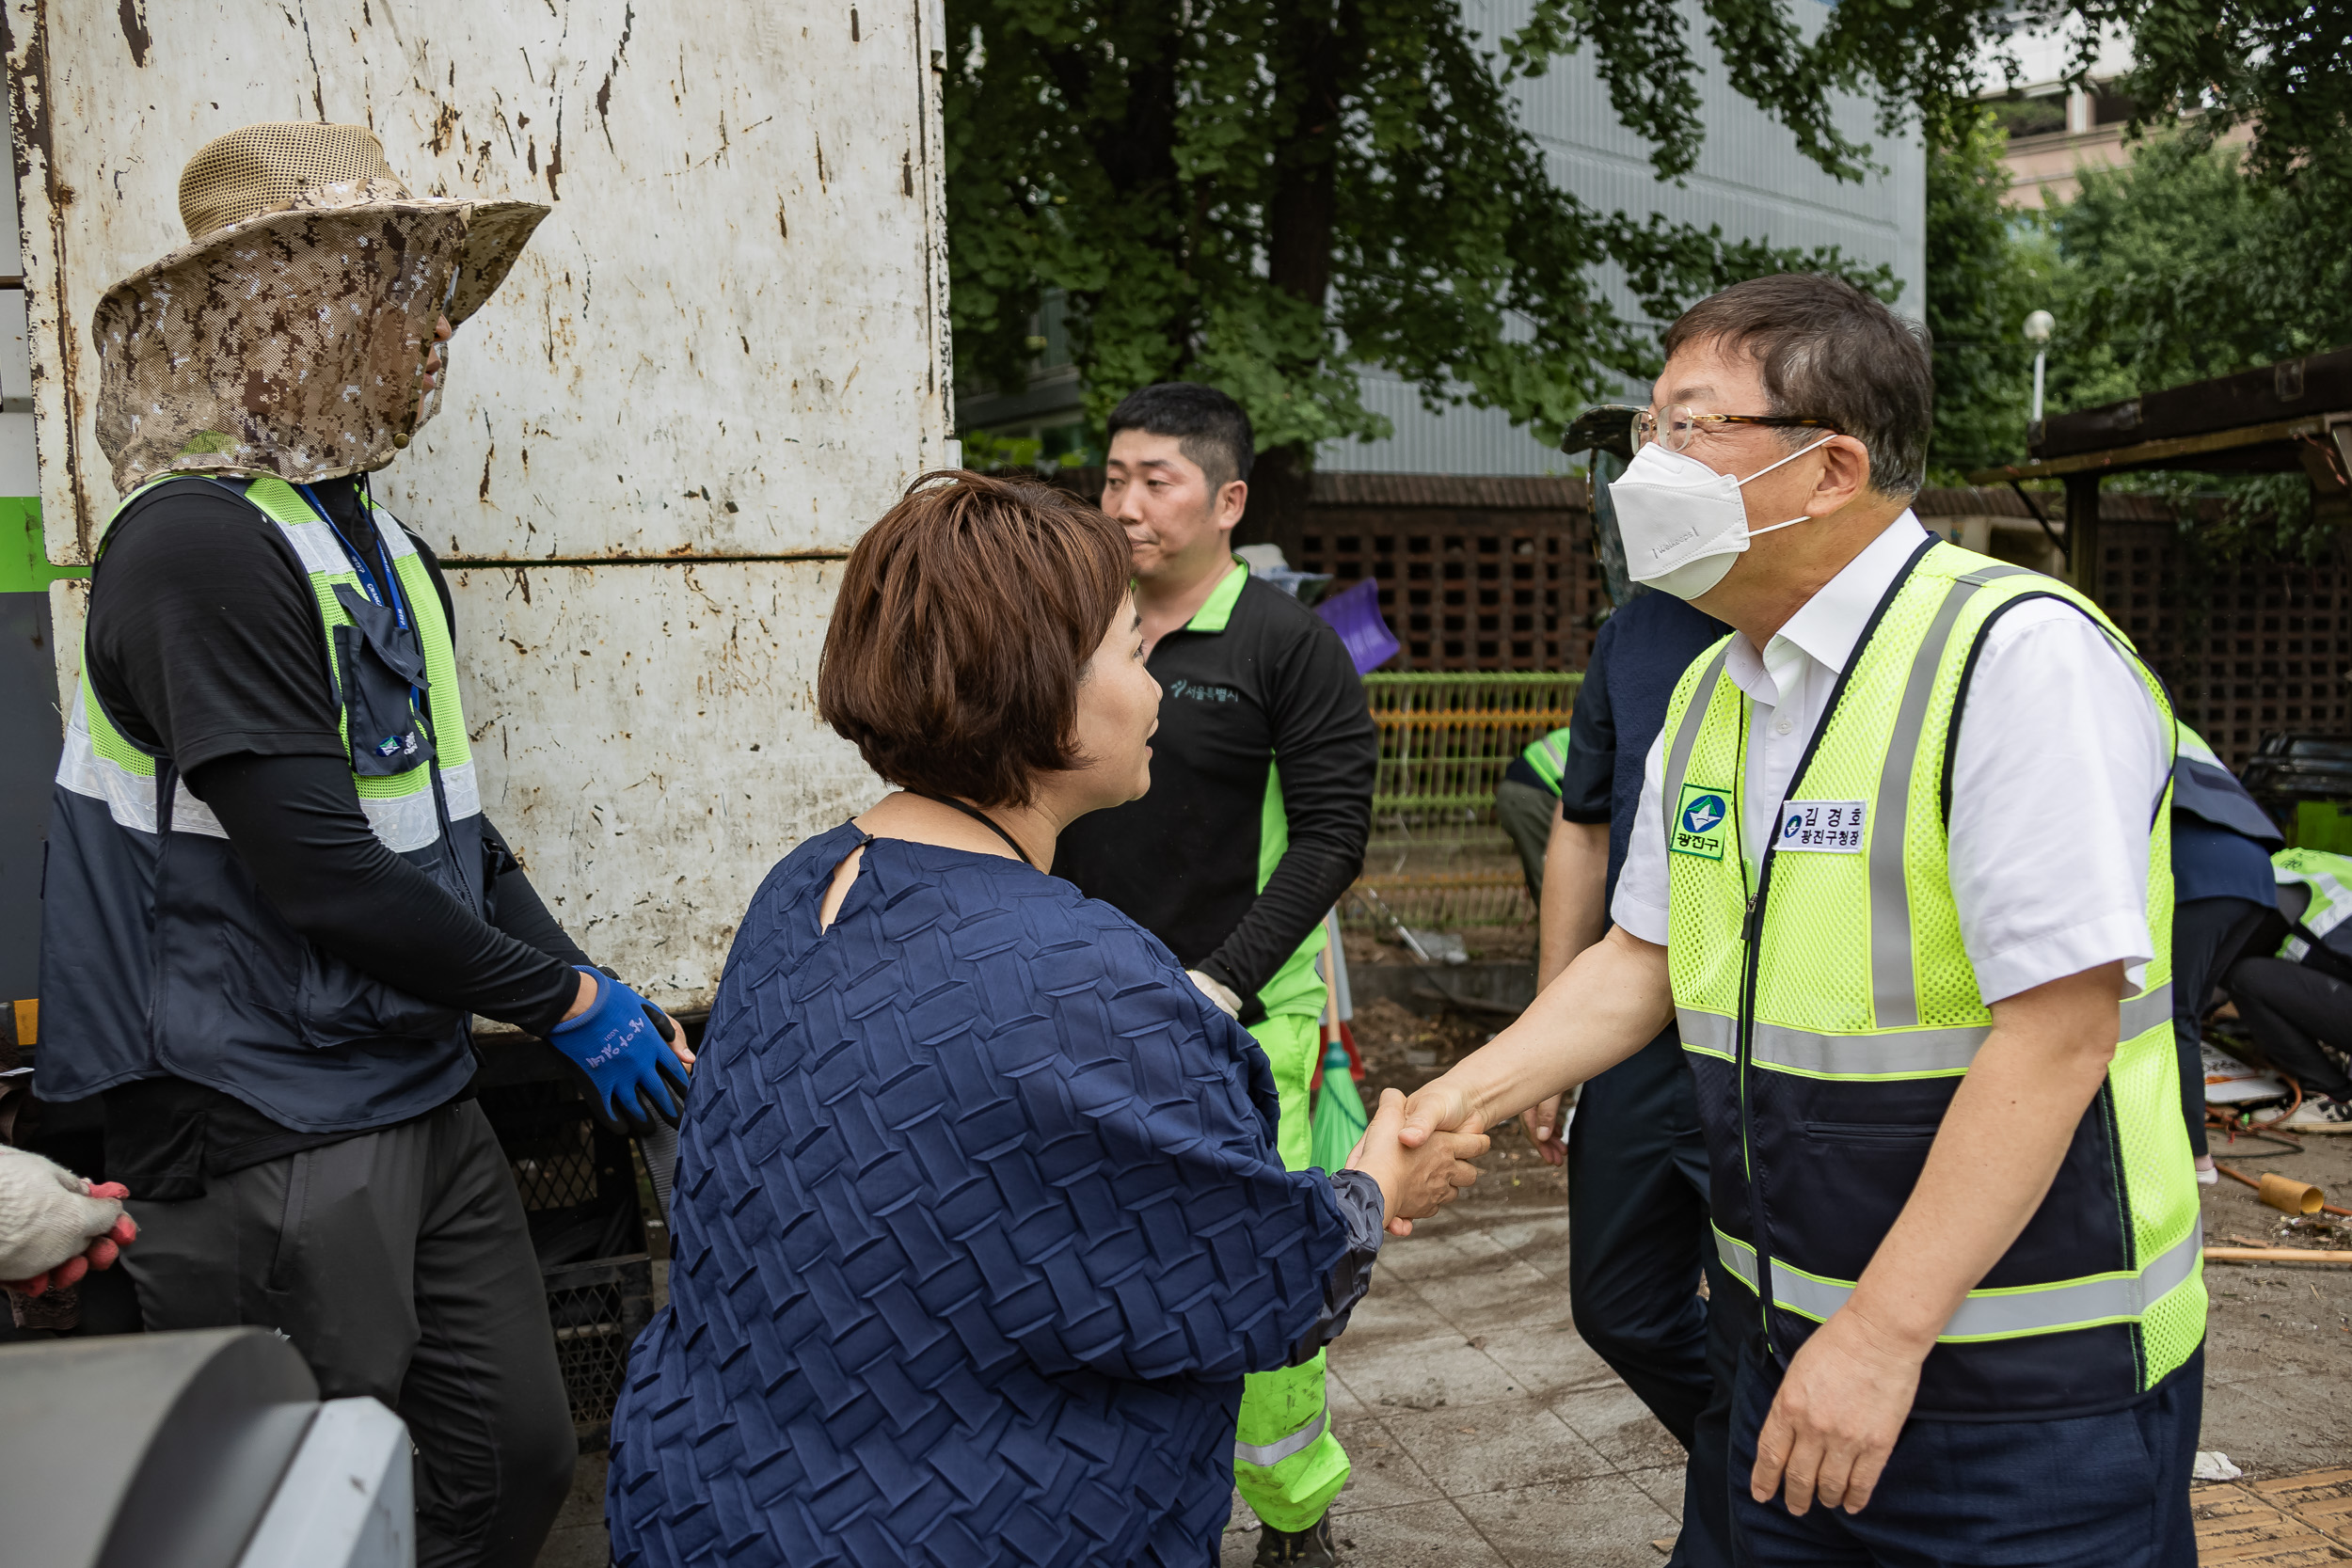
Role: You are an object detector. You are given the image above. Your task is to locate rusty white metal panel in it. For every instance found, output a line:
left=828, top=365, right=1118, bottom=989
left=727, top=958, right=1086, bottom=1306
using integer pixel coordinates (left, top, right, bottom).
left=449, top=560, right=878, bottom=1008
left=8, top=0, right=953, bottom=564
left=11, top=0, right=946, bottom=1012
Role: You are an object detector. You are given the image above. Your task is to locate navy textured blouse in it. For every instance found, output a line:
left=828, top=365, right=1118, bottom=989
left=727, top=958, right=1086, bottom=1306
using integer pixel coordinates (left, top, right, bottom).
left=607, top=824, right=1362, bottom=1567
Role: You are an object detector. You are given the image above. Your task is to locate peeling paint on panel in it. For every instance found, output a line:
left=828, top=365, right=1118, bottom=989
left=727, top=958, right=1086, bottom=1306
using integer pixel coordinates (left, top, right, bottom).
left=12, top=2, right=946, bottom=1017
left=10, top=0, right=949, bottom=562
left=449, top=558, right=878, bottom=1006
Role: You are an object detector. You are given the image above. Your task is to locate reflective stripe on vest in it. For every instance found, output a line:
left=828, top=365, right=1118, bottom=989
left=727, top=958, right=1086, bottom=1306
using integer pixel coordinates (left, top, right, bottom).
left=1714, top=1226, right=2203, bottom=1340
left=56, top=475, right=479, bottom=852
left=1519, top=726, right=1572, bottom=793
left=1677, top=984, right=2174, bottom=1077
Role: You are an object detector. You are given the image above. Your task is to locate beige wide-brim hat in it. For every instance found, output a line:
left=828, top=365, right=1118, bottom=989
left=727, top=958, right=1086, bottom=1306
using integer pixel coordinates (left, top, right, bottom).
left=92, top=121, right=550, bottom=492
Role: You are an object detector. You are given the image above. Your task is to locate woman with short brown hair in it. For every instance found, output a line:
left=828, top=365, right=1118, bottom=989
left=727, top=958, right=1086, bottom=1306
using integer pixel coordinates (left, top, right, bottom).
left=608, top=473, right=1483, bottom=1568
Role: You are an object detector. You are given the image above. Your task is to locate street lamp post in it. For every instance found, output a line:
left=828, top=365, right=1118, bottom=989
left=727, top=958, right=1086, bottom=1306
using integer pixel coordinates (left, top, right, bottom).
left=2024, top=309, right=2054, bottom=444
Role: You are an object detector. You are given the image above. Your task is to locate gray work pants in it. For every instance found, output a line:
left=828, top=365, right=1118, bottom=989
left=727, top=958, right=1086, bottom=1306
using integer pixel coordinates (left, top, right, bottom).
left=121, top=1100, right=577, bottom=1568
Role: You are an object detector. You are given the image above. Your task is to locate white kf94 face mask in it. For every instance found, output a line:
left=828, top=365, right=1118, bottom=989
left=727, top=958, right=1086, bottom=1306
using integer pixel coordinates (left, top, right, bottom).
left=1608, top=431, right=1840, bottom=601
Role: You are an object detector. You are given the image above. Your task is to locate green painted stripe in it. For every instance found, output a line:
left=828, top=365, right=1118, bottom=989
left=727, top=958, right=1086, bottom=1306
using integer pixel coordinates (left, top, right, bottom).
left=0, top=497, right=87, bottom=594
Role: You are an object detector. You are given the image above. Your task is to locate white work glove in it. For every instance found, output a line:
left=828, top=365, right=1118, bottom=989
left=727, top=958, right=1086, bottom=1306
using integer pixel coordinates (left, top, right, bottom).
left=0, top=1148, right=126, bottom=1281
left=1186, top=970, right=1245, bottom=1020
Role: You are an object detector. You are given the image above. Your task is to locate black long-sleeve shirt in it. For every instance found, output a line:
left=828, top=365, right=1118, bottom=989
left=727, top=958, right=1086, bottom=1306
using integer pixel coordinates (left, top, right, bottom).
left=1055, top=566, right=1376, bottom=1021
left=81, top=476, right=588, bottom=1189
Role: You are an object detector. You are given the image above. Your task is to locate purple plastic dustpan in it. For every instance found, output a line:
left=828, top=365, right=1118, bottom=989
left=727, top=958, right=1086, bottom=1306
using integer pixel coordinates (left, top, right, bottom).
left=1317, top=578, right=1400, bottom=674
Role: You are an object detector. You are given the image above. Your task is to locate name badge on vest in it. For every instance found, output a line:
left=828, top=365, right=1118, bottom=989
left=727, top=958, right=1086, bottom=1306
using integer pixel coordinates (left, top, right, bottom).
left=1672, top=783, right=1732, bottom=861
left=1777, top=800, right=1867, bottom=853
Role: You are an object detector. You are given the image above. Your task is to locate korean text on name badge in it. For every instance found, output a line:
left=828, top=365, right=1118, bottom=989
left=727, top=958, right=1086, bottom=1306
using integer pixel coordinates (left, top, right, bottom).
left=1777, top=800, right=1866, bottom=854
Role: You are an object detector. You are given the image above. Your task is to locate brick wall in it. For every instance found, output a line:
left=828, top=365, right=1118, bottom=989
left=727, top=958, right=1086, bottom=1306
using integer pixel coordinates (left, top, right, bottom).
left=1038, top=468, right=2352, bottom=769
left=1295, top=473, right=1602, bottom=673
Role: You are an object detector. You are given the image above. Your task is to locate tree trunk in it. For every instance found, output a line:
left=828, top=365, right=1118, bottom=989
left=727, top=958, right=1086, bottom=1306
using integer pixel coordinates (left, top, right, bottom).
left=1239, top=442, right=1313, bottom=564
left=1253, top=2, right=1353, bottom=548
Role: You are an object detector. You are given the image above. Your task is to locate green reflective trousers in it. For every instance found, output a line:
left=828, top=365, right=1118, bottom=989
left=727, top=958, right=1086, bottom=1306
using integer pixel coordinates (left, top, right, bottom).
left=1233, top=1011, right=1351, bottom=1530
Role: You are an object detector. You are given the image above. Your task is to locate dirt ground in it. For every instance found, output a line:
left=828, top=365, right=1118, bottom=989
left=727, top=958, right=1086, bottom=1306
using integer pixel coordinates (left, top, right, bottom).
left=2197, top=1124, right=2352, bottom=1477
left=1343, top=927, right=1538, bottom=971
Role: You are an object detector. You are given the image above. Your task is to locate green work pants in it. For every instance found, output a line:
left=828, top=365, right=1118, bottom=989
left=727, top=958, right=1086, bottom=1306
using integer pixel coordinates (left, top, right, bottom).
left=1233, top=1009, right=1351, bottom=1531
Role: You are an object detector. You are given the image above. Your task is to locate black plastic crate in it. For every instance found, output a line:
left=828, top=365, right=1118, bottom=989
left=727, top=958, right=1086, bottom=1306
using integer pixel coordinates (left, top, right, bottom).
left=475, top=1070, right=655, bottom=1450
left=545, top=1252, right=655, bottom=1449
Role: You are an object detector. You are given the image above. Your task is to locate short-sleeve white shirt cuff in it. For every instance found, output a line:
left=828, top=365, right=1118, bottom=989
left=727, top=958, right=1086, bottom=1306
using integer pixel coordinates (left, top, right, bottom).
left=1967, top=911, right=2154, bottom=1005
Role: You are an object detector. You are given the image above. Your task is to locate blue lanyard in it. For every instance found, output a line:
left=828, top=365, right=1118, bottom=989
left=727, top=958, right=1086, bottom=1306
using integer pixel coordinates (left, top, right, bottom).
left=299, top=483, right=411, bottom=633
left=300, top=483, right=425, bottom=718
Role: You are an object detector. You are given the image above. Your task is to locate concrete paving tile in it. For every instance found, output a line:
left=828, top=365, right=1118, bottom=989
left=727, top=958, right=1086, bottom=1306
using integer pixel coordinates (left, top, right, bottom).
left=1342, top=1276, right=1457, bottom=1347
left=1373, top=1393, right=1618, bottom=1497
left=1552, top=1379, right=1689, bottom=1475
left=1453, top=1474, right=1682, bottom=1568
left=550, top=1451, right=607, bottom=1530
left=1377, top=1227, right=1514, bottom=1283
left=2211, top=1370, right=2352, bottom=1484
left=1464, top=1212, right=1572, bottom=1272
left=1411, top=1257, right=1573, bottom=1337
left=1473, top=1321, right=1621, bottom=1404
left=1218, top=1495, right=1261, bottom=1568
left=1328, top=1419, right=1449, bottom=1515
left=1322, top=1499, right=1512, bottom=1564
left=1622, top=1462, right=1693, bottom=1522
left=1337, top=1332, right=1523, bottom=1413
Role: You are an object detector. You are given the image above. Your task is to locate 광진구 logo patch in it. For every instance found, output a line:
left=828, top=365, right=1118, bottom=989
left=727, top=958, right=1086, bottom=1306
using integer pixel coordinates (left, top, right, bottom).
left=1672, top=784, right=1730, bottom=861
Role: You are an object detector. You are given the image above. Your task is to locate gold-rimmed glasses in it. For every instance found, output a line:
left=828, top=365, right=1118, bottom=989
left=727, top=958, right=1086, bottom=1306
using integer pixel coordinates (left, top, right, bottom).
left=1633, top=404, right=1839, bottom=452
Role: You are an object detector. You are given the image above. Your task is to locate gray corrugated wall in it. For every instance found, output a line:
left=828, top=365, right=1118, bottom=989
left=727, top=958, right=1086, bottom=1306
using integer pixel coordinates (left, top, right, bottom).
left=1321, top=0, right=1926, bottom=477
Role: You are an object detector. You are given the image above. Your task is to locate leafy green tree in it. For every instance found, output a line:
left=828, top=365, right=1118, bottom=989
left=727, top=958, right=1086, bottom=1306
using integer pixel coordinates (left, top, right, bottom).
left=1923, top=108, right=2351, bottom=543
left=1818, top=1, right=2351, bottom=183
left=944, top=0, right=1891, bottom=533
left=1920, top=106, right=2053, bottom=480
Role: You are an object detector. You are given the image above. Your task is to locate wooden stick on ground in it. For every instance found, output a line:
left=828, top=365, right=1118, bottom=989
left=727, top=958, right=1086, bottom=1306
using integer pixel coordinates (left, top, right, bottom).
left=2207, top=1246, right=2352, bottom=1264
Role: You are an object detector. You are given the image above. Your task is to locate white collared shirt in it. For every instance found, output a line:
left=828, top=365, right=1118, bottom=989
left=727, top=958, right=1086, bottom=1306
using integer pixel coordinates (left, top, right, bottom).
left=1613, top=512, right=2170, bottom=1004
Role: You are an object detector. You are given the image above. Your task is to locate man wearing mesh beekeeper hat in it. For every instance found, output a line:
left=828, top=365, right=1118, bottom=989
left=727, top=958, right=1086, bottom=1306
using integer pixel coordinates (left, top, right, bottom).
left=38, top=122, right=692, bottom=1568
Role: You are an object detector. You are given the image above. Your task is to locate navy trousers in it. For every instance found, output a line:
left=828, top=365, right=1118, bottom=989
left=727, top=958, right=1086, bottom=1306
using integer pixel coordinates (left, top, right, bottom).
left=1727, top=1331, right=2202, bottom=1567
left=1567, top=1025, right=1734, bottom=1568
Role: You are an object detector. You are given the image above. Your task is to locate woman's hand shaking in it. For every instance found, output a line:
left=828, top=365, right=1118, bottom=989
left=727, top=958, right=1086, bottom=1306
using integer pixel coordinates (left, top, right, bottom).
left=1346, top=1086, right=1487, bottom=1237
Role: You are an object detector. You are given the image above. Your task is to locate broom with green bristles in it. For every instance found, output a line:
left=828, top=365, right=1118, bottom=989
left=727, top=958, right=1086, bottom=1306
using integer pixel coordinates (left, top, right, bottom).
left=1310, top=911, right=1370, bottom=1173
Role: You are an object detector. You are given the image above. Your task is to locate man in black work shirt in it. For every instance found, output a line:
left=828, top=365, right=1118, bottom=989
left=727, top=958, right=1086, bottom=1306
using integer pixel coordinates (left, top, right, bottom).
left=1055, top=383, right=1376, bottom=1568
left=37, top=123, right=687, bottom=1568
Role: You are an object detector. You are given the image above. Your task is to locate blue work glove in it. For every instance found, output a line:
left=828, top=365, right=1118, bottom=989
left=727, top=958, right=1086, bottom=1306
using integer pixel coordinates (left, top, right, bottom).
left=546, top=968, right=691, bottom=1132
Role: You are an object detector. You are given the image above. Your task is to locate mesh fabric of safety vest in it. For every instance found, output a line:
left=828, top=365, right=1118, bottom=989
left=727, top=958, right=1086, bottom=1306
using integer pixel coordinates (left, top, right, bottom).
left=1659, top=540, right=2201, bottom=1418
left=62, top=473, right=477, bottom=848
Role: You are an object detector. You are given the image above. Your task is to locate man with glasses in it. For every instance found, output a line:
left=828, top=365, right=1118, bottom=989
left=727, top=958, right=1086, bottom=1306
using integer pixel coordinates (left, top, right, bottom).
left=1403, top=273, right=2198, bottom=1562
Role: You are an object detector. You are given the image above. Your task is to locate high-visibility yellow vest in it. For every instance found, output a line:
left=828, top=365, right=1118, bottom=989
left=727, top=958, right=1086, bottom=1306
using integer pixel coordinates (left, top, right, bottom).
left=2272, top=847, right=2352, bottom=960
left=40, top=474, right=485, bottom=1132
left=1659, top=539, right=2200, bottom=1418
left=1517, top=726, right=1572, bottom=794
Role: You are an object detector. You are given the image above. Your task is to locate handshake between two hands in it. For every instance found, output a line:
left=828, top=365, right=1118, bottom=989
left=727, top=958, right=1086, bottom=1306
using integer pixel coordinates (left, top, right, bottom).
left=1342, top=1084, right=1492, bottom=1238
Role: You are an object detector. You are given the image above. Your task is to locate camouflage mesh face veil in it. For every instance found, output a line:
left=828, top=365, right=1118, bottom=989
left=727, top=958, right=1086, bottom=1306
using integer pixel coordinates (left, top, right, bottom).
left=91, top=121, right=548, bottom=492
